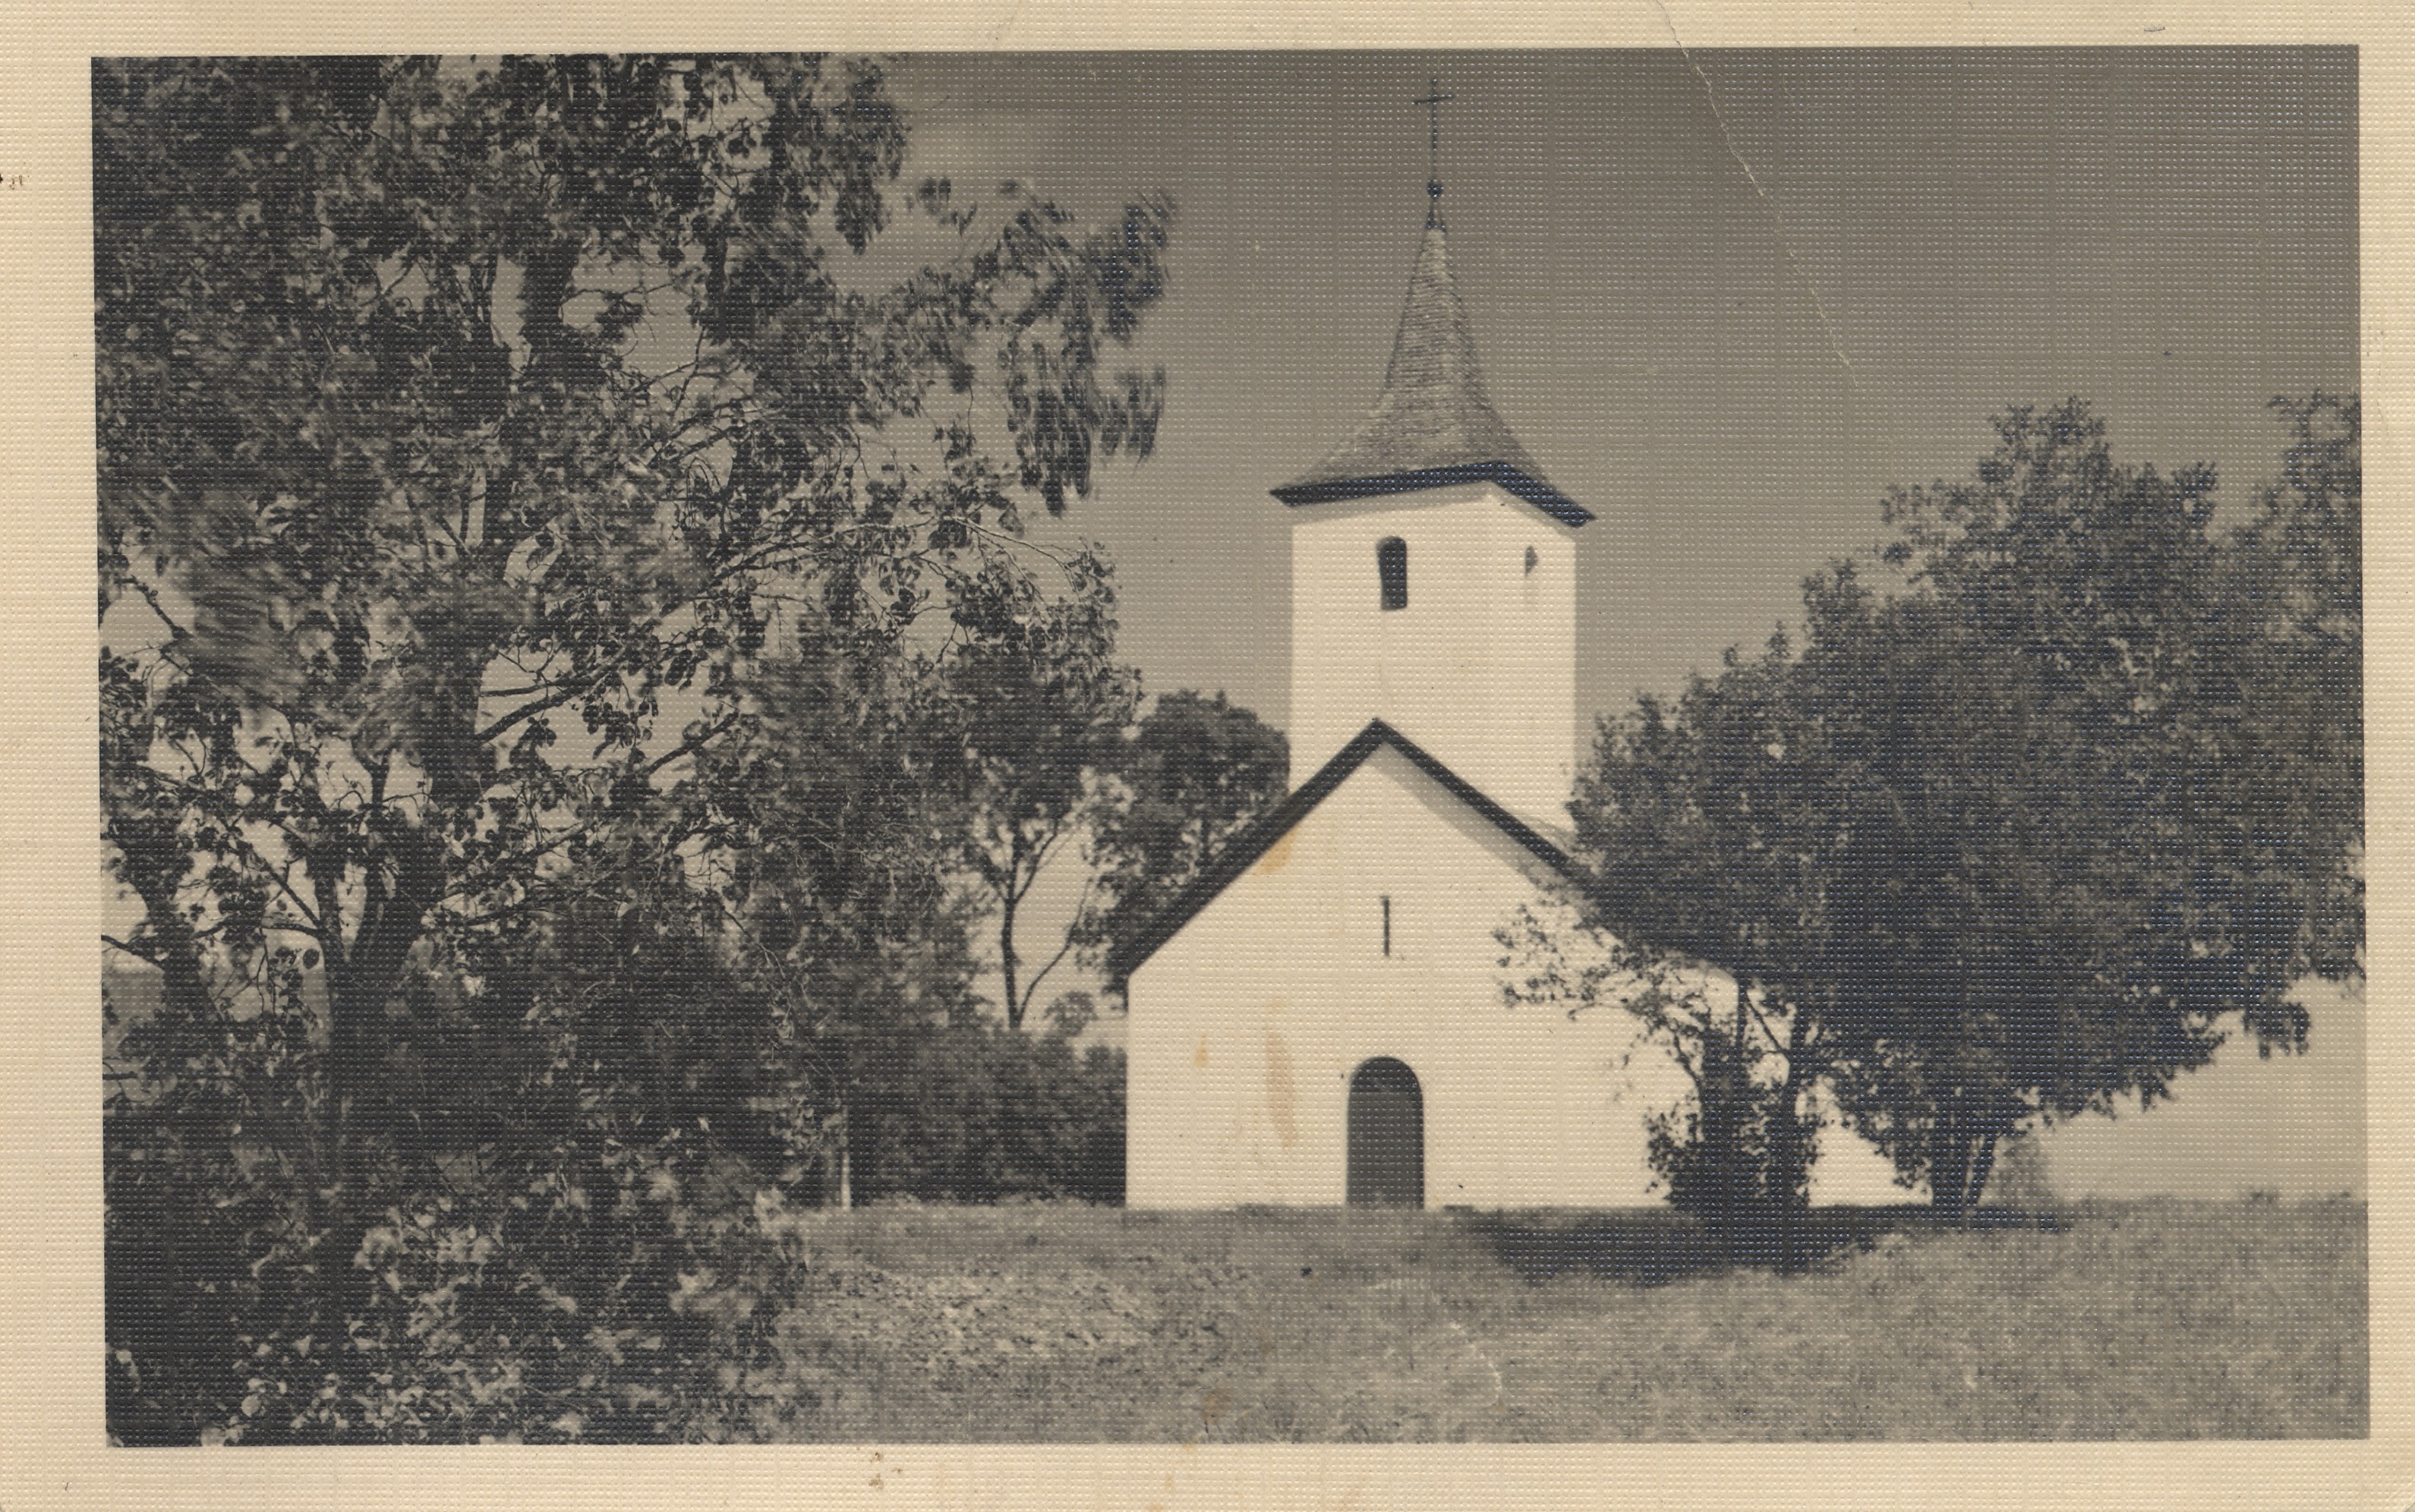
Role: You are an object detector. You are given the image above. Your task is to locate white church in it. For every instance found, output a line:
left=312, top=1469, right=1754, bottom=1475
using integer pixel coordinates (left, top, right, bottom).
left=1117, top=174, right=1784, bottom=1210
left=1110, top=113, right=2360, bottom=1215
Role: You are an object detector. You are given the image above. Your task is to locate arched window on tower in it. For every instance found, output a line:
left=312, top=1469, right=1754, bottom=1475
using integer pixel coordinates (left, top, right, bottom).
left=1376, top=536, right=1408, bottom=611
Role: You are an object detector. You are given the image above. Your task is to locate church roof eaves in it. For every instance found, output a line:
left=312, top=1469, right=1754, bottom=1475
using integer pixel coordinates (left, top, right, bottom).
left=1107, top=717, right=1582, bottom=987
left=1272, top=461, right=1592, bottom=528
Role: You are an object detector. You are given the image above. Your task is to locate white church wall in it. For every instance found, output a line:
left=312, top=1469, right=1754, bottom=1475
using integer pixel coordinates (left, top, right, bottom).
left=1489, top=891, right=1914, bottom=1210
left=1286, top=483, right=1578, bottom=833
left=1127, top=743, right=1690, bottom=1209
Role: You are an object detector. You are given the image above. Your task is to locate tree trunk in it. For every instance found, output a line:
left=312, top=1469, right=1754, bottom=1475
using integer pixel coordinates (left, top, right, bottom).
left=1768, top=1005, right=1817, bottom=1273
left=1696, top=984, right=1751, bottom=1252
left=1928, top=1097, right=1972, bottom=1222
left=998, top=883, right=1023, bottom=1032
left=1965, top=1129, right=2000, bottom=1217
left=313, top=828, right=449, bottom=1337
left=1959, top=1100, right=2018, bottom=1217
left=837, top=1136, right=852, bottom=1211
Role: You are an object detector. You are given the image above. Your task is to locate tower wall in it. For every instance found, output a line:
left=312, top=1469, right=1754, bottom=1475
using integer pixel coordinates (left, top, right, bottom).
left=1287, top=481, right=1577, bottom=832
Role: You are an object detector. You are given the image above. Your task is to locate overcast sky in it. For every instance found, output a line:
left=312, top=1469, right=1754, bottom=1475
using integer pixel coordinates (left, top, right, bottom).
left=881, top=49, right=2361, bottom=1195
left=884, top=48, right=2357, bottom=726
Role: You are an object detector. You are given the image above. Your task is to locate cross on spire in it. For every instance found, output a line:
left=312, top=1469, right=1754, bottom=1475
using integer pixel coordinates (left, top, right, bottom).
left=1411, top=78, right=1454, bottom=222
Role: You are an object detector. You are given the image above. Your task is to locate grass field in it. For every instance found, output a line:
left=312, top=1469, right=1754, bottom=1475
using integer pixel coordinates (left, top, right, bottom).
left=744, top=1195, right=2365, bottom=1441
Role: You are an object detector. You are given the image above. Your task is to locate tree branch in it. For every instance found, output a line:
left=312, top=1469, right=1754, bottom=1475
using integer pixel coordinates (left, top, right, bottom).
left=102, top=932, right=157, bottom=966
left=1014, top=871, right=1094, bottom=1019
left=437, top=715, right=741, bottom=908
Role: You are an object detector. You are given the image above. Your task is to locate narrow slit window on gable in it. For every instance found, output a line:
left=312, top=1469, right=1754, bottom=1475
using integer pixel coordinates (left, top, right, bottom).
left=1377, top=536, right=1408, bottom=611
left=1381, top=894, right=1392, bottom=956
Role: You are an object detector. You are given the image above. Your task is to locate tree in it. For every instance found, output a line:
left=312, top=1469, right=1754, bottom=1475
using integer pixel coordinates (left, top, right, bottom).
left=665, top=637, right=992, bottom=1199
left=1543, top=632, right=1858, bottom=1264
left=98, top=55, right=1171, bottom=1436
left=1796, top=564, right=2215, bottom=1217
left=1084, top=689, right=1288, bottom=988
left=2200, top=395, right=2363, bottom=1031
left=940, top=562, right=1140, bottom=1030
left=99, top=48, right=1164, bottom=1179
left=1550, top=397, right=2362, bottom=1230
left=1496, top=896, right=1809, bottom=1261
left=1815, top=398, right=2360, bottom=1214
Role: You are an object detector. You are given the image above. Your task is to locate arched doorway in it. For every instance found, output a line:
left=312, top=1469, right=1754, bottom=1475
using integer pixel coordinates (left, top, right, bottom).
left=1346, top=1057, right=1424, bottom=1207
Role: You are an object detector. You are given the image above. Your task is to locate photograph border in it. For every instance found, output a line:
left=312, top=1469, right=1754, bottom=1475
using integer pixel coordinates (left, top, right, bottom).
left=6, top=4, right=2406, bottom=1507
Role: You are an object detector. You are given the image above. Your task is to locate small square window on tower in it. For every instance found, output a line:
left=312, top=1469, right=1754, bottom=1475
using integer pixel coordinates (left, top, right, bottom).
left=1377, top=536, right=1408, bottom=610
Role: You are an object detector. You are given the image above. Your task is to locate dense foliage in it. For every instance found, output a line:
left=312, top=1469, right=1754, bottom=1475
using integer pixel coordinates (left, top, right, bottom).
left=1822, top=397, right=2360, bottom=1210
left=1085, top=689, right=1289, bottom=987
left=851, top=1019, right=1125, bottom=1205
left=1548, top=397, right=2360, bottom=1242
left=1638, top=1007, right=1811, bottom=1264
left=99, top=54, right=1170, bottom=1441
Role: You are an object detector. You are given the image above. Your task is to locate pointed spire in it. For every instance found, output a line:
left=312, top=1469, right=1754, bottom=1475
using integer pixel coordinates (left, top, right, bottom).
left=1272, top=216, right=1591, bottom=526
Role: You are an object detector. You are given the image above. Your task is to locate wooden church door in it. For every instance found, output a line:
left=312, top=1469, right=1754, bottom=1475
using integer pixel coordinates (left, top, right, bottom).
left=1346, top=1057, right=1424, bottom=1207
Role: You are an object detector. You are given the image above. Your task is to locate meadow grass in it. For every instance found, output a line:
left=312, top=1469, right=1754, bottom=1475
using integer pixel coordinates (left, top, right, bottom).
left=753, top=1195, right=2364, bottom=1441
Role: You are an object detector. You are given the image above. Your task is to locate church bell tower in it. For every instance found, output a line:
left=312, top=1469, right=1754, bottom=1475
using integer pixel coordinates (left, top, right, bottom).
left=1272, top=83, right=1589, bottom=832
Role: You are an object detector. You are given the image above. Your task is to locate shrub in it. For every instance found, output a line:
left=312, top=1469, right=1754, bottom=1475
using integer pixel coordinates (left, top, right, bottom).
left=1643, top=1032, right=1809, bottom=1268
left=852, top=1021, right=1124, bottom=1205
left=106, top=951, right=847, bottom=1444
left=1985, top=1131, right=2058, bottom=1214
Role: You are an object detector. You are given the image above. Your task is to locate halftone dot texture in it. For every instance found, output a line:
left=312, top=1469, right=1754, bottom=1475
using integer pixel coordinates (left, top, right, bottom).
left=93, top=50, right=2363, bottom=1450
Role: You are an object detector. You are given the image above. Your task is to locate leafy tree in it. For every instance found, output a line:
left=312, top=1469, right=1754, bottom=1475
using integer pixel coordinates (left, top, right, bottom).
left=1818, top=398, right=2359, bottom=1214
left=948, top=682, right=1285, bottom=1035
left=671, top=638, right=1003, bottom=1199
left=1542, top=633, right=1855, bottom=1264
left=1086, top=689, right=1288, bottom=988
left=1642, top=1018, right=1811, bottom=1260
left=1550, top=397, right=2360, bottom=1231
left=1496, top=901, right=1808, bottom=1259
left=97, top=54, right=1170, bottom=1438
left=940, top=563, right=1140, bottom=1029
left=2199, top=395, right=2363, bottom=1025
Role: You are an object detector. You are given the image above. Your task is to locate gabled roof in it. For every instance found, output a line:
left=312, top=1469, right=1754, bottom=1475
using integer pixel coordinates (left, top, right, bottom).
left=1108, top=717, right=1583, bottom=984
left=1271, top=221, right=1591, bottom=528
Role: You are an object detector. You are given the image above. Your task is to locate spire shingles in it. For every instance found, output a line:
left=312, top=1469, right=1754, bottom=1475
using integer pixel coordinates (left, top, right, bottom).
left=1272, top=222, right=1590, bottom=527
